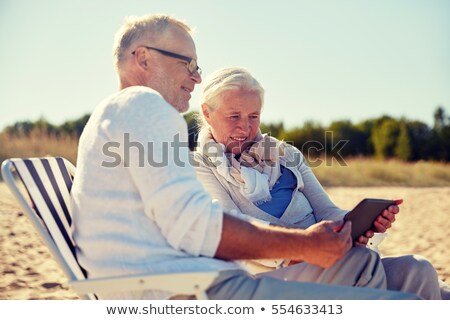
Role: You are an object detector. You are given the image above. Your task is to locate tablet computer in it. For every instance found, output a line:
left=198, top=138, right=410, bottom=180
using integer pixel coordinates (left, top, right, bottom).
left=344, top=198, right=395, bottom=242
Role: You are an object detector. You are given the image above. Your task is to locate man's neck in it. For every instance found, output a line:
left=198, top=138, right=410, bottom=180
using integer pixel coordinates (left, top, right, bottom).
left=119, top=71, right=148, bottom=90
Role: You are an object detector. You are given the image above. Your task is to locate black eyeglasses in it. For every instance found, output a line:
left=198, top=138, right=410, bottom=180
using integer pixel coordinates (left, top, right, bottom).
left=132, top=46, right=201, bottom=75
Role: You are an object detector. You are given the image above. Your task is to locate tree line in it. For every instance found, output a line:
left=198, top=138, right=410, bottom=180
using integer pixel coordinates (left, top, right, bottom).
left=4, top=106, right=449, bottom=162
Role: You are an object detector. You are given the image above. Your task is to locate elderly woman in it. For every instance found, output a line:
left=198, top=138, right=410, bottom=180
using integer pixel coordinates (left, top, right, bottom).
left=193, top=66, right=449, bottom=299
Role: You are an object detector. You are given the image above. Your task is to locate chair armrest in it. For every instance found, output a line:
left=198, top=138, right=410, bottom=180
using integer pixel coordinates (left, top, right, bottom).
left=69, top=271, right=219, bottom=300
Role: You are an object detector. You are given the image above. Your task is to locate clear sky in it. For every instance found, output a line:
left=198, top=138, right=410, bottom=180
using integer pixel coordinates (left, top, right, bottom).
left=1, top=0, right=449, bottom=131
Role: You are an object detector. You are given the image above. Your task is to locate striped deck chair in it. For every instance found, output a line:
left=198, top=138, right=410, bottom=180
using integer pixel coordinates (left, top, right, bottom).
left=1, top=157, right=218, bottom=299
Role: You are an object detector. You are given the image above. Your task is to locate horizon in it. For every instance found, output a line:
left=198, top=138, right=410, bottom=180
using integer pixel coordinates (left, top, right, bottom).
left=1, top=0, right=449, bottom=131
left=0, top=105, right=446, bottom=133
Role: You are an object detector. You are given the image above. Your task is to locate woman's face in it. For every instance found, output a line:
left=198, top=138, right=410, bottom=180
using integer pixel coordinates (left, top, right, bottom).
left=202, top=89, right=262, bottom=155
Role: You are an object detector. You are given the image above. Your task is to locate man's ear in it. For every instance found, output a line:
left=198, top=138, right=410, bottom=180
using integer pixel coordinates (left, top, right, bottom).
left=134, top=47, right=150, bottom=69
left=201, top=104, right=211, bottom=124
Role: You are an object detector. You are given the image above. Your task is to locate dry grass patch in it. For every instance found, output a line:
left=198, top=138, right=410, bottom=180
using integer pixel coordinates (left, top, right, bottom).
left=0, top=132, right=78, bottom=168
left=312, top=157, right=450, bottom=187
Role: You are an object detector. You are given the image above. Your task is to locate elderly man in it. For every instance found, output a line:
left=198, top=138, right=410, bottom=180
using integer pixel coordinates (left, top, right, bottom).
left=71, top=14, right=416, bottom=300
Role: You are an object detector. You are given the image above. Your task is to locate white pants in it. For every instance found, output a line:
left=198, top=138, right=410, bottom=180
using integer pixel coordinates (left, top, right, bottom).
left=259, top=247, right=386, bottom=289
left=254, top=247, right=446, bottom=299
left=382, top=255, right=446, bottom=300
left=206, top=269, right=418, bottom=300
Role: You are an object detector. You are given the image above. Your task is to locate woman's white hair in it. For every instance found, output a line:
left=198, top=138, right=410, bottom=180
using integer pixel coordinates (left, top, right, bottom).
left=199, top=67, right=265, bottom=127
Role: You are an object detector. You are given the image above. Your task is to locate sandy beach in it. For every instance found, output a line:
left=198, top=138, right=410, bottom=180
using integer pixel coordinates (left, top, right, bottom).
left=0, top=182, right=449, bottom=299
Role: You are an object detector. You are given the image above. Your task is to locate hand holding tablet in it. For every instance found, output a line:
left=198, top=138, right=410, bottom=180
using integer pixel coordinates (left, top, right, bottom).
left=344, top=198, right=397, bottom=242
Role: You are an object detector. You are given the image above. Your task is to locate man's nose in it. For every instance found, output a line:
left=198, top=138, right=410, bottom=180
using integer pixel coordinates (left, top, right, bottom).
left=191, top=70, right=202, bottom=84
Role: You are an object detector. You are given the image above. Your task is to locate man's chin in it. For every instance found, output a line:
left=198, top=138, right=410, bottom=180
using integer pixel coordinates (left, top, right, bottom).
left=178, top=104, right=190, bottom=113
left=172, top=101, right=190, bottom=113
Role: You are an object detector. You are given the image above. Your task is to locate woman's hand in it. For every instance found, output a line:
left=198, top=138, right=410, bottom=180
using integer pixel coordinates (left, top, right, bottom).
left=373, top=199, right=402, bottom=233
left=355, top=199, right=403, bottom=246
left=355, top=229, right=375, bottom=246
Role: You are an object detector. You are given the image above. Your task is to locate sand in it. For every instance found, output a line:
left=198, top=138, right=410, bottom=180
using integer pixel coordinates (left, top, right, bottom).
left=0, top=182, right=449, bottom=299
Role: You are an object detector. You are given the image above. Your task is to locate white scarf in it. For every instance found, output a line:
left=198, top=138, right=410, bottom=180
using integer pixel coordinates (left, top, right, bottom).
left=197, top=128, right=290, bottom=204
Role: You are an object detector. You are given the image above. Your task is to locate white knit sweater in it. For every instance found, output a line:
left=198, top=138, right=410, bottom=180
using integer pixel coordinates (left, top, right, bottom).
left=71, top=86, right=240, bottom=299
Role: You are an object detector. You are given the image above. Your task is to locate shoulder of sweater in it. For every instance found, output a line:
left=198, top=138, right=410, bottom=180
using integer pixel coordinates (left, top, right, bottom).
left=116, top=86, right=172, bottom=112
left=103, top=86, right=184, bottom=124
left=279, top=140, right=304, bottom=160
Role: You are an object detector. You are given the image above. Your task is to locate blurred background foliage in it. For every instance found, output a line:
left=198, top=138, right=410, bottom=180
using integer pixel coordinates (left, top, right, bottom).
left=1, top=106, right=449, bottom=186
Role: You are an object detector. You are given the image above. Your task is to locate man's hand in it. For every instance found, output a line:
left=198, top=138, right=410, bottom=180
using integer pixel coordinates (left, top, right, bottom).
left=301, top=220, right=352, bottom=268
left=216, top=215, right=351, bottom=269
left=355, top=199, right=403, bottom=245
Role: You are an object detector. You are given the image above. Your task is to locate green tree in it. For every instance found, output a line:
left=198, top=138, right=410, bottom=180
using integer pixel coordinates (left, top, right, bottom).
left=260, top=122, right=285, bottom=140
left=432, top=106, right=450, bottom=161
left=394, top=120, right=411, bottom=161
left=59, top=114, right=91, bottom=136
left=5, top=120, right=35, bottom=136
left=354, top=119, right=377, bottom=155
left=284, top=121, right=325, bottom=158
left=434, top=106, right=446, bottom=129
left=371, top=117, right=399, bottom=160
left=406, top=120, right=432, bottom=160
left=328, top=120, right=369, bottom=157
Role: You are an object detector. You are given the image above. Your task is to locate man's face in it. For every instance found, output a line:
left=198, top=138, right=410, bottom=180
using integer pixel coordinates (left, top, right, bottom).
left=147, top=27, right=201, bottom=113
left=203, top=89, right=262, bottom=155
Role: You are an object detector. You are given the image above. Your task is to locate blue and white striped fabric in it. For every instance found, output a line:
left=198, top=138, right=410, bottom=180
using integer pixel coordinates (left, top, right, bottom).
left=4, top=157, right=86, bottom=281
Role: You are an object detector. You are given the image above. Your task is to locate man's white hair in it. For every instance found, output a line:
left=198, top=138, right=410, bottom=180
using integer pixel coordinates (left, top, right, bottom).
left=112, top=14, right=192, bottom=72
